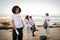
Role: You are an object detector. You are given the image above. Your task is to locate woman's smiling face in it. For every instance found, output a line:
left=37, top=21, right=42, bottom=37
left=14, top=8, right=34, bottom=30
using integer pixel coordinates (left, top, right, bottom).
left=15, top=8, right=19, bottom=14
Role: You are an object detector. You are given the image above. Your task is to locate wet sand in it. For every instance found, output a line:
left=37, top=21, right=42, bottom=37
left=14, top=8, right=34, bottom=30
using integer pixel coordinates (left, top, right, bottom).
left=0, top=26, right=60, bottom=40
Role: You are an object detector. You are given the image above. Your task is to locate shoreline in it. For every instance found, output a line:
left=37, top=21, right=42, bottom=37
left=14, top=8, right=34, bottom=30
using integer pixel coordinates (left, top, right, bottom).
left=0, top=25, right=60, bottom=30
left=0, top=27, right=60, bottom=40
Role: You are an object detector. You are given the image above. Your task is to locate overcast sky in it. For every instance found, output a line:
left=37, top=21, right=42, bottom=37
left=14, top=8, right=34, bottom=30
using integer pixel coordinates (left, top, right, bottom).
left=0, top=0, right=60, bottom=17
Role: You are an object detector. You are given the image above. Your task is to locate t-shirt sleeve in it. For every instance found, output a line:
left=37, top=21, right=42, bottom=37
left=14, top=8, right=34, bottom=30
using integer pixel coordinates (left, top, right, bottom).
left=45, top=16, right=50, bottom=21
left=25, top=19, right=28, bottom=24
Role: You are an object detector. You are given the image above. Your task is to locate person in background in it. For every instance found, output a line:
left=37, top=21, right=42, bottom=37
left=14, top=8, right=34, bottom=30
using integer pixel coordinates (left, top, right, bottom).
left=11, top=6, right=24, bottom=40
left=44, top=13, right=50, bottom=38
left=24, top=15, right=32, bottom=40
left=29, top=16, right=36, bottom=36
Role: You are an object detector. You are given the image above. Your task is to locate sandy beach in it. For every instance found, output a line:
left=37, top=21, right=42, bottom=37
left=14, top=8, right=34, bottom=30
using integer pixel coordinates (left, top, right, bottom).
left=0, top=26, right=60, bottom=40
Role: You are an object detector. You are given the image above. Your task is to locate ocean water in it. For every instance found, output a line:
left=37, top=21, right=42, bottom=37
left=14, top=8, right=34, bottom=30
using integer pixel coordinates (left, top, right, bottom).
left=33, top=16, right=60, bottom=25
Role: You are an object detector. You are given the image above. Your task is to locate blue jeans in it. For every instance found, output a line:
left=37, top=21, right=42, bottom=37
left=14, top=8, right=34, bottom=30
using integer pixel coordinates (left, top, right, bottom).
left=46, top=23, right=50, bottom=36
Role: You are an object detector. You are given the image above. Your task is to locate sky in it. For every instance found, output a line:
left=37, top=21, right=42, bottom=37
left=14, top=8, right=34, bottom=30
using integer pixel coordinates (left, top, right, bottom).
left=0, top=0, right=60, bottom=17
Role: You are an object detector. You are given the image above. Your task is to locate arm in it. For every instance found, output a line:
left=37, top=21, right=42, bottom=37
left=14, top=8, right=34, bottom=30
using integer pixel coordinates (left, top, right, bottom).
left=22, top=20, right=25, bottom=27
left=11, top=20, right=16, bottom=30
left=11, top=20, right=19, bottom=35
left=47, top=17, right=50, bottom=21
left=45, top=16, right=50, bottom=22
left=29, top=22, right=32, bottom=26
left=24, top=19, right=28, bottom=24
left=48, top=18, right=50, bottom=21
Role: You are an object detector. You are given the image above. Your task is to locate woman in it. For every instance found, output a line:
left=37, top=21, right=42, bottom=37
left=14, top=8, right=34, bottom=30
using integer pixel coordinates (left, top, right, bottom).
left=29, top=16, right=36, bottom=36
left=44, top=13, right=50, bottom=38
left=23, top=15, right=32, bottom=40
left=11, top=6, right=24, bottom=40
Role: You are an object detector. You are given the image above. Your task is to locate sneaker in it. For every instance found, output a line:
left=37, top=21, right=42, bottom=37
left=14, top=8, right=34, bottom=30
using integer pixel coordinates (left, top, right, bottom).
left=32, top=35, right=36, bottom=37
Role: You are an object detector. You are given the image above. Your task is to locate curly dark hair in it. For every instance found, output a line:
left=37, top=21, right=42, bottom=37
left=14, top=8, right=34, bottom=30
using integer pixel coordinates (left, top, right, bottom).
left=12, top=6, right=21, bottom=14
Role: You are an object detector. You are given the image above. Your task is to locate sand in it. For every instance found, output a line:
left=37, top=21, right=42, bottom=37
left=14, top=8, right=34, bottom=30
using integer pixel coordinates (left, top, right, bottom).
left=0, top=26, right=60, bottom=40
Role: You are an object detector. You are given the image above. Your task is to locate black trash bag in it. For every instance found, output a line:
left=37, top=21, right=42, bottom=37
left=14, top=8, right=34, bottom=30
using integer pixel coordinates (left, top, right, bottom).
left=40, top=35, right=47, bottom=40
left=43, top=20, right=48, bottom=29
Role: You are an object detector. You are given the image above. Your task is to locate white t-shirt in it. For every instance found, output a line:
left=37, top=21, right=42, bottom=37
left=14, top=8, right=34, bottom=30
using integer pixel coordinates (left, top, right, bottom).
left=11, top=14, right=23, bottom=28
left=29, top=19, right=35, bottom=25
left=24, top=19, right=32, bottom=27
left=45, top=16, right=50, bottom=24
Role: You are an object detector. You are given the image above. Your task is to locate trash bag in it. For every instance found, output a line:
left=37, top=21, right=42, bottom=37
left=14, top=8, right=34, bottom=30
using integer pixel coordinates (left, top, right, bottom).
left=40, top=35, right=47, bottom=40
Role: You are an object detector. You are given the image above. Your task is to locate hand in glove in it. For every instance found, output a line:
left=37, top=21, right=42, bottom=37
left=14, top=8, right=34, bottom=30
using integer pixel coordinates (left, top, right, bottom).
left=15, top=30, right=19, bottom=35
